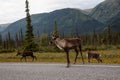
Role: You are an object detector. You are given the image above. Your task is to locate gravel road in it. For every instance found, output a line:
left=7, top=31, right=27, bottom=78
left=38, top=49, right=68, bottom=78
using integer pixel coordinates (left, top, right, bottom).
left=0, top=63, right=120, bottom=80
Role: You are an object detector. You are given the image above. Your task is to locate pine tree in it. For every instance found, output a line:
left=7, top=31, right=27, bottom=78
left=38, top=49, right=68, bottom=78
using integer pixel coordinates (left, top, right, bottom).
left=19, top=28, right=24, bottom=41
left=40, top=33, right=48, bottom=46
left=15, top=33, right=19, bottom=48
left=24, top=0, right=37, bottom=51
left=7, top=32, right=12, bottom=49
left=54, top=20, right=59, bottom=36
left=0, top=33, right=2, bottom=47
left=19, top=28, right=24, bottom=47
left=92, top=28, right=98, bottom=49
left=107, top=25, right=112, bottom=45
left=25, top=0, right=34, bottom=44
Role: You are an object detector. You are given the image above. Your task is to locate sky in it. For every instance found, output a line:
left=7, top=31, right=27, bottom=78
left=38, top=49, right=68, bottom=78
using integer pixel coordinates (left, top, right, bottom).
left=0, top=0, right=105, bottom=24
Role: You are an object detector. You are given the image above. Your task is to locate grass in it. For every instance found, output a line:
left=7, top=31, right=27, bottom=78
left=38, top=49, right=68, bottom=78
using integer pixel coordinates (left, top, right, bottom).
left=0, top=49, right=120, bottom=64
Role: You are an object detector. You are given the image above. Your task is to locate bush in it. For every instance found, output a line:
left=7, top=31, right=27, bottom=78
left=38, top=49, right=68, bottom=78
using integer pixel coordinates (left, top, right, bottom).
left=24, top=42, right=39, bottom=52
left=38, top=46, right=62, bottom=53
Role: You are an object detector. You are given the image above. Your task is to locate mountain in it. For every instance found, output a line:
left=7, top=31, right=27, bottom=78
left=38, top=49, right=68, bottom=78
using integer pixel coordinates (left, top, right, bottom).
left=104, top=12, right=120, bottom=32
left=0, top=23, right=10, bottom=32
left=2, top=8, right=103, bottom=39
left=83, top=8, right=92, bottom=15
left=90, top=0, right=120, bottom=23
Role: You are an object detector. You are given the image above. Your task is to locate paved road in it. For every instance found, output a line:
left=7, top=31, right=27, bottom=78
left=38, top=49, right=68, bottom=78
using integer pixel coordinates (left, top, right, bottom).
left=0, top=63, right=120, bottom=80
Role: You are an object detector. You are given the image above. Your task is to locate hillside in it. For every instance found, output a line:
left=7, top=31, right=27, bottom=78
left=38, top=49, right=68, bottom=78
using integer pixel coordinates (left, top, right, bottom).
left=2, top=8, right=103, bottom=39
left=90, top=0, right=120, bottom=23
left=0, top=23, right=10, bottom=32
left=104, top=12, right=120, bottom=32
left=83, top=8, right=92, bottom=15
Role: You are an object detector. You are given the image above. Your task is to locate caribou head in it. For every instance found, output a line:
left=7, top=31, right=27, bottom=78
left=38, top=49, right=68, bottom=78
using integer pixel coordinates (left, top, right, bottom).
left=49, top=32, right=59, bottom=45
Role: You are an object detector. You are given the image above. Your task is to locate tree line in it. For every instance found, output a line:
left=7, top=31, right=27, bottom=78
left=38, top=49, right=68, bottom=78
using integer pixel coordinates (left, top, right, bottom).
left=0, top=23, right=120, bottom=53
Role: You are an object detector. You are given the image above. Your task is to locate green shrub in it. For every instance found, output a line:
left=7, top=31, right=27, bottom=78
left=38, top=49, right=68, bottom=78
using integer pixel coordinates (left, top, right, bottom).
left=24, top=42, right=39, bottom=52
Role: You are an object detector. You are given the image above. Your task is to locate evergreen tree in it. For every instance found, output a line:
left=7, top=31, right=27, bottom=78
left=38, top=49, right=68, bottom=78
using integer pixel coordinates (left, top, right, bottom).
left=19, top=28, right=24, bottom=47
left=15, top=33, right=19, bottom=48
left=19, top=28, right=24, bottom=41
left=5, top=35, right=9, bottom=49
left=7, top=32, right=12, bottom=48
left=54, top=20, right=59, bottom=36
left=40, top=33, right=48, bottom=46
left=24, top=0, right=37, bottom=51
left=107, top=25, right=112, bottom=45
left=75, top=27, right=80, bottom=38
left=25, top=0, right=34, bottom=44
left=0, top=33, right=2, bottom=47
left=92, top=28, right=98, bottom=49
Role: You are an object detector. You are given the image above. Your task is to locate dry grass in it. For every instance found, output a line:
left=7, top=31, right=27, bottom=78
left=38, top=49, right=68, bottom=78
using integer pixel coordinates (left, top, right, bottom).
left=0, top=49, right=120, bottom=64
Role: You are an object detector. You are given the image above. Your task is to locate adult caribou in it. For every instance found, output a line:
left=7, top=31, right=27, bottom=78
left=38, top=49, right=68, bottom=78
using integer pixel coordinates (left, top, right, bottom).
left=49, top=32, right=84, bottom=67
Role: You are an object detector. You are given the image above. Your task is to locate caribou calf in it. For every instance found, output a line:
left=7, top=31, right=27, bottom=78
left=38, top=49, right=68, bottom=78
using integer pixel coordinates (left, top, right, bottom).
left=87, top=50, right=102, bottom=63
left=50, top=32, right=84, bottom=67
left=16, top=51, right=37, bottom=62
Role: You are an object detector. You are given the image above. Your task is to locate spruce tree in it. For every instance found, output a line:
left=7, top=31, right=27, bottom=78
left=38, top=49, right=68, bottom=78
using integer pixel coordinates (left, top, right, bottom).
left=25, top=0, right=34, bottom=44
left=107, top=25, right=112, bottom=45
left=54, top=20, right=59, bottom=36
left=15, top=33, right=19, bottom=48
left=0, top=33, right=2, bottom=47
left=7, top=32, right=12, bottom=49
left=24, top=0, right=38, bottom=51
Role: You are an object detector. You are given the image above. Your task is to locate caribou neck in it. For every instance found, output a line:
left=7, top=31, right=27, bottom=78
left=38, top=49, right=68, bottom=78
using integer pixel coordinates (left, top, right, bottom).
left=54, top=38, right=65, bottom=50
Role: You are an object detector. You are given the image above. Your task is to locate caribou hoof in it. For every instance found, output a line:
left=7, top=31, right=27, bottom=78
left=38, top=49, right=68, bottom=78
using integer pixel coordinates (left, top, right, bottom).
left=73, top=62, right=76, bottom=64
left=66, top=64, right=70, bottom=68
left=82, top=62, right=85, bottom=64
left=66, top=66, right=69, bottom=68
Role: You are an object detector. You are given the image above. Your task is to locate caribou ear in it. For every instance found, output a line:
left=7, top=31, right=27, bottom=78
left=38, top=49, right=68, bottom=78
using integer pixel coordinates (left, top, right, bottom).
left=50, top=32, right=53, bottom=35
left=50, top=32, right=54, bottom=36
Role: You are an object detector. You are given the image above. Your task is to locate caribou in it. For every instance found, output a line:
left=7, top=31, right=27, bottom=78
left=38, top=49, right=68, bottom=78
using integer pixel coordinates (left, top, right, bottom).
left=49, top=33, right=84, bottom=67
left=16, top=51, right=37, bottom=62
left=86, top=49, right=102, bottom=63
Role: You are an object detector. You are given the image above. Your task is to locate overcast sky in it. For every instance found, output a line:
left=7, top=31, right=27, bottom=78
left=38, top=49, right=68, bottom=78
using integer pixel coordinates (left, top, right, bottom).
left=0, top=0, right=105, bottom=24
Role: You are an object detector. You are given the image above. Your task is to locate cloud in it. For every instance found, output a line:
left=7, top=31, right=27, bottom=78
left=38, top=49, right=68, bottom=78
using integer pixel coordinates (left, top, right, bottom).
left=0, top=0, right=105, bottom=24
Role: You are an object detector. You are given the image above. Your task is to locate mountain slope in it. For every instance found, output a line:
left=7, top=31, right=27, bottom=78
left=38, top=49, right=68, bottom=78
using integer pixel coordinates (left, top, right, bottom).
left=2, top=8, right=103, bottom=39
left=0, top=23, right=10, bottom=32
left=104, top=12, right=120, bottom=32
left=90, top=0, right=120, bottom=23
left=83, top=8, right=92, bottom=15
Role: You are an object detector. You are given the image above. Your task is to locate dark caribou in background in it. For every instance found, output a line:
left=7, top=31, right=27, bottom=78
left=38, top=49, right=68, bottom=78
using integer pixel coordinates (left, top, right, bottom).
left=49, top=32, right=84, bottom=67
left=86, top=49, right=102, bottom=63
left=16, top=51, right=37, bottom=62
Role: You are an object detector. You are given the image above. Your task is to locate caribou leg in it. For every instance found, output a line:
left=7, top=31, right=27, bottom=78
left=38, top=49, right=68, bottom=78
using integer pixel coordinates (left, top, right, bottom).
left=24, top=57, right=27, bottom=62
left=31, top=55, right=37, bottom=61
left=100, top=58, right=102, bottom=63
left=34, top=56, right=37, bottom=60
left=74, top=48, right=78, bottom=64
left=97, top=58, right=102, bottom=63
left=88, top=58, right=90, bottom=63
left=20, top=57, right=24, bottom=61
left=32, top=56, right=34, bottom=61
left=65, top=49, right=70, bottom=68
left=79, top=46, right=84, bottom=64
